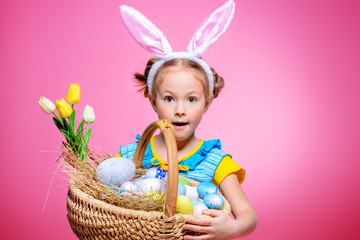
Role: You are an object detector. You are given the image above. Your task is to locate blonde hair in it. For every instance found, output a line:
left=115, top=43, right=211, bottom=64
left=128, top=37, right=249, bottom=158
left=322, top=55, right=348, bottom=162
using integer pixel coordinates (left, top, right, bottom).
left=134, top=57, right=224, bottom=102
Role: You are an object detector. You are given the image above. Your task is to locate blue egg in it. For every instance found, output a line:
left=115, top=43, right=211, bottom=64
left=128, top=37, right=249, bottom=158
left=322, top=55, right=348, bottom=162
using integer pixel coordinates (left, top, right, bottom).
left=197, top=181, right=219, bottom=199
left=191, top=200, right=203, bottom=206
left=96, top=157, right=135, bottom=187
left=203, top=194, right=224, bottom=210
left=178, top=183, right=187, bottom=195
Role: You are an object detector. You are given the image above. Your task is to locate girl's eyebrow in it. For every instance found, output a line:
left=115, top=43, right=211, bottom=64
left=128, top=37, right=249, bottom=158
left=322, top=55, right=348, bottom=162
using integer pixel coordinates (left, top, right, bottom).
left=186, top=90, right=202, bottom=96
left=159, top=90, right=175, bottom=95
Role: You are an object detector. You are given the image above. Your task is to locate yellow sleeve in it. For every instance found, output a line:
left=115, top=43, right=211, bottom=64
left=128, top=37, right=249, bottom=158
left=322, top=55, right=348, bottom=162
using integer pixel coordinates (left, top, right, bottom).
left=212, top=155, right=246, bottom=187
left=115, top=152, right=121, bottom=157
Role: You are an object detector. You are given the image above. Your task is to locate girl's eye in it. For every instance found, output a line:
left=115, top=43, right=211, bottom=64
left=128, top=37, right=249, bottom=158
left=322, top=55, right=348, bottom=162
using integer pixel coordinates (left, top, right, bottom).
left=165, top=96, right=174, bottom=102
left=188, top=97, right=197, bottom=103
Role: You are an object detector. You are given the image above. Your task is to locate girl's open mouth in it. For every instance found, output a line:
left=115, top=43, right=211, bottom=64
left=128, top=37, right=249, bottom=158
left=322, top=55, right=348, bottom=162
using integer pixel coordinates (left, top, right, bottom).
left=172, top=122, right=188, bottom=127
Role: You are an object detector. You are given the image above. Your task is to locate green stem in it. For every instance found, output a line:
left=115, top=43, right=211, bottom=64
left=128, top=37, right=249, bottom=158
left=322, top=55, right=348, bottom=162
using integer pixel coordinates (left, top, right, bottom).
left=53, top=112, right=61, bottom=122
left=81, top=123, right=90, bottom=167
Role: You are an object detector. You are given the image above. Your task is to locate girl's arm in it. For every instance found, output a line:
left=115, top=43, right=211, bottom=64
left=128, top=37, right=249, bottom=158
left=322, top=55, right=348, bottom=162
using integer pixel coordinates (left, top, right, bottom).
left=183, top=174, right=257, bottom=240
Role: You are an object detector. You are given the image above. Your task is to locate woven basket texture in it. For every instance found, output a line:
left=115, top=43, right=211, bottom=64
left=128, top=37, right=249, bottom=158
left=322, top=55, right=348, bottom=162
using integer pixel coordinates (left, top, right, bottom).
left=66, top=120, right=231, bottom=239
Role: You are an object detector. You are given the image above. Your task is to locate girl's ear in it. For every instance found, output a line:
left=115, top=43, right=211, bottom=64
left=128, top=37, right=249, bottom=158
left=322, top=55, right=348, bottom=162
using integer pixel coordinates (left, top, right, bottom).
left=204, top=98, right=213, bottom=113
left=149, top=96, right=157, bottom=113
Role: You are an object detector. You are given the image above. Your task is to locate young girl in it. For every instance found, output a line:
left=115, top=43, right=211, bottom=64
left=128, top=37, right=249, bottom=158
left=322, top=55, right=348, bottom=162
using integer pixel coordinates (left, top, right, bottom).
left=118, top=1, right=257, bottom=239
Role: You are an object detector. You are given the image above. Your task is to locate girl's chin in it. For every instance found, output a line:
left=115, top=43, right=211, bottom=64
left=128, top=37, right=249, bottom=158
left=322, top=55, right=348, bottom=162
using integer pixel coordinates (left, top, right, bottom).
left=173, top=132, right=195, bottom=143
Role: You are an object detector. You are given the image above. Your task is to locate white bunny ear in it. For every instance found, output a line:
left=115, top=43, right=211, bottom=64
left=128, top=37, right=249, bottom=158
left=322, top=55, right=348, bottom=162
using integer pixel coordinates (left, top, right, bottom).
left=119, top=5, right=172, bottom=57
left=187, top=0, right=235, bottom=57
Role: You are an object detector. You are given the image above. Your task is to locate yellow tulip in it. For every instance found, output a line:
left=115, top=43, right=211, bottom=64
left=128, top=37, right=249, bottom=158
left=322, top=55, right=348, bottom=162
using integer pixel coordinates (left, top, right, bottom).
left=38, top=96, right=55, bottom=114
left=56, top=98, right=73, bottom=118
left=66, top=83, right=81, bottom=104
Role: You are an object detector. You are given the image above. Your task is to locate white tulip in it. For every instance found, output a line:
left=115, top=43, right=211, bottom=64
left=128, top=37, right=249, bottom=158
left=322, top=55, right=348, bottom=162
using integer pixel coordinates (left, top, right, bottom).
left=82, top=104, right=95, bottom=123
left=38, top=97, right=56, bottom=114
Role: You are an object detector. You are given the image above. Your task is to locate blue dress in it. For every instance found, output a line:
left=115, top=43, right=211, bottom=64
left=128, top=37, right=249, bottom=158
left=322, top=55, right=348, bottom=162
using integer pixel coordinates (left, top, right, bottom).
left=120, top=135, right=231, bottom=183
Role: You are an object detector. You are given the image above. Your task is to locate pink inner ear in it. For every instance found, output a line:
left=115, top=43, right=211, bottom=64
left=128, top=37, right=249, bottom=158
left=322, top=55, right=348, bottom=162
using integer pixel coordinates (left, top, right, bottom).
left=120, top=6, right=171, bottom=56
left=122, top=13, right=165, bottom=55
left=189, top=0, right=235, bottom=55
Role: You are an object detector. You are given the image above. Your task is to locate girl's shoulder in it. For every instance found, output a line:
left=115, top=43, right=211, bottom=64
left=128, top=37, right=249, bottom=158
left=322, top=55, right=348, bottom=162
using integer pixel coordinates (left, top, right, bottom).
left=119, top=134, right=142, bottom=160
left=196, top=139, right=231, bottom=160
left=179, top=139, right=231, bottom=170
left=178, top=139, right=231, bottom=182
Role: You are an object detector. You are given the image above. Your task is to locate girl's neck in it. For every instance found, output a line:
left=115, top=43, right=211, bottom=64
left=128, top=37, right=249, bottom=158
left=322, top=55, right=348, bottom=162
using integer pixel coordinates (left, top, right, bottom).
left=155, top=133, right=200, bottom=160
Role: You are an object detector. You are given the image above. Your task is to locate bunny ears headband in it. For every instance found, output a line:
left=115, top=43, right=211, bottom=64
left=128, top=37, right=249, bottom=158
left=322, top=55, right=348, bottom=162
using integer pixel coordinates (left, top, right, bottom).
left=119, top=0, right=235, bottom=94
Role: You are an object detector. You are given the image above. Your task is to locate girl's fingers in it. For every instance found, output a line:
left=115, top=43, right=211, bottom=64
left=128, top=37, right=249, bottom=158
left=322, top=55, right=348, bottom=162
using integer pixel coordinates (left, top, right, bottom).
left=201, top=209, right=223, bottom=218
left=183, top=234, right=212, bottom=240
left=183, top=223, right=212, bottom=234
left=186, top=217, right=213, bottom=226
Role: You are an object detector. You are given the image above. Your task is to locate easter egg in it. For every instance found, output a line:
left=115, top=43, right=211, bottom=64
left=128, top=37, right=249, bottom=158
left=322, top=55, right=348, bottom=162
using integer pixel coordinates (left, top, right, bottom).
left=191, top=200, right=203, bottom=207
left=197, top=181, right=219, bottom=199
left=137, top=178, right=166, bottom=194
left=145, top=191, right=164, bottom=201
left=185, top=185, right=199, bottom=202
left=178, top=177, right=190, bottom=186
left=146, top=167, right=168, bottom=181
left=121, top=191, right=133, bottom=196
left=175, top=195, right=193, bottom=214
left=178, top=183, right=187, bottom=195
left=203, top=193, right=224, bottom=210
left=120, top=181, right=139, bottom=192
left=96, top=157, right=135, bottom=187
left=193, top=202, right=208, bottom=215
left=145, top=167, right=158, bottom=178
left=122, top=191, right=144, bottom=196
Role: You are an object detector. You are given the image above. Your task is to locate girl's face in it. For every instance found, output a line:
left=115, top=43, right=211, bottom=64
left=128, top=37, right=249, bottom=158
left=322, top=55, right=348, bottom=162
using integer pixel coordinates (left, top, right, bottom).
left=151, top=67, right=209, bottom=142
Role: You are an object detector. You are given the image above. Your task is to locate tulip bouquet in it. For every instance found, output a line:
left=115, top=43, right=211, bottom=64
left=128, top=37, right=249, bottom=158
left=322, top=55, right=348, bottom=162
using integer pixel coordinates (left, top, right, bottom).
left=39, top=83, right=95, bottom=166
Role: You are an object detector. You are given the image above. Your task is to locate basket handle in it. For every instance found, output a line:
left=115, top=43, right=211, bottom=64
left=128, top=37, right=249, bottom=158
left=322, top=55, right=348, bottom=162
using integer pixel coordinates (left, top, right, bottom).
left=133, top=119, right=179, bottom=217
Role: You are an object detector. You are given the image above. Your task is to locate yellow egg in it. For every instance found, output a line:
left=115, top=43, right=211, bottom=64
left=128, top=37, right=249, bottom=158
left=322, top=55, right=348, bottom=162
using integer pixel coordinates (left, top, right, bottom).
left=175, top=195, right=193, bottom=214
left=145, top=191, right=163, bottom=201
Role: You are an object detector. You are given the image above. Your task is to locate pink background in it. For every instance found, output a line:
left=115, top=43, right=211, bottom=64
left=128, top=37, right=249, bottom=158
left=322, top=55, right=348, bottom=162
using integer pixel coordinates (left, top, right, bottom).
left=1, top=0, right=359, bottom=239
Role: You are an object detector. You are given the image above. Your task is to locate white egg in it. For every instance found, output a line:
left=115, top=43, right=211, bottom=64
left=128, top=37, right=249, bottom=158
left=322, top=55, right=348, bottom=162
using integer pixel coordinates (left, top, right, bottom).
left=137, top=178, right=166, bottom=194
left=145, top=167, right=168, bottom=181
left=185, top=185, right=199, bottom=202
left=96, top=157, right=135, bottom=187
left=145, top=167, right=158, bottom=178
left=120, top=181, right=139, bottom=192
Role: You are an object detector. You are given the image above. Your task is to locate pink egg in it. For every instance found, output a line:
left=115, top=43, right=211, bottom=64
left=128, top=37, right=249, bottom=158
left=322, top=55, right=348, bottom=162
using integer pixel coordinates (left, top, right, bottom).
left=193, top=202, right=208, bottom=215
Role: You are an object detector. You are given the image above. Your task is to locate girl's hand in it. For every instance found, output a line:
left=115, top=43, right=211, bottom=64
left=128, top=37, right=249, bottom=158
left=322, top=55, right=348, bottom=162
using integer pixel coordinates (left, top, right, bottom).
left=183, top=174, right=257, bottom=239
left=183, top=209, right=242, bottom=240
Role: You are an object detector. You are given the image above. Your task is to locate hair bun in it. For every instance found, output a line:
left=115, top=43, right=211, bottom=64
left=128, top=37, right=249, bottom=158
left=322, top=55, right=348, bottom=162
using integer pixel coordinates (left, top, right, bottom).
left=211, top=68, right=224, bottom=98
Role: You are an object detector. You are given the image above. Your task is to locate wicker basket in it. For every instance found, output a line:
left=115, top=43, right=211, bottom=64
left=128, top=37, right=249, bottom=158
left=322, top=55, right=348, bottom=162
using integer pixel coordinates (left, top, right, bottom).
left=66, top=120, right=231, bottom=239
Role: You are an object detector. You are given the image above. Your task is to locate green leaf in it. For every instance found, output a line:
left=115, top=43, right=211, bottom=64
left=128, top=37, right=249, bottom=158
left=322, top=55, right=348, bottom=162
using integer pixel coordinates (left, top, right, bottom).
left=60, top=129, right=70, bottom=140
left=69, top=110, right=75, bottom=132
left=76, top=120, right=85, bottom=138
left=80, top=144, right=87, bottom=158
left=84, top=128, right=92, bottom=144
left=69, top=110, right=76, bottom=137
left=52, top=117, right=63, bottom=131
left=60, top=116, right=69, bottom=131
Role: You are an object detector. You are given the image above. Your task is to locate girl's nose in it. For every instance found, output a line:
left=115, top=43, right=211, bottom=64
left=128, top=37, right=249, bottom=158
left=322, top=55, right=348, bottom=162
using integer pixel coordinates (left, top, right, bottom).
left=175, top=112, right=186, bottom=117
left=175, top=102, right=186, bottom=117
